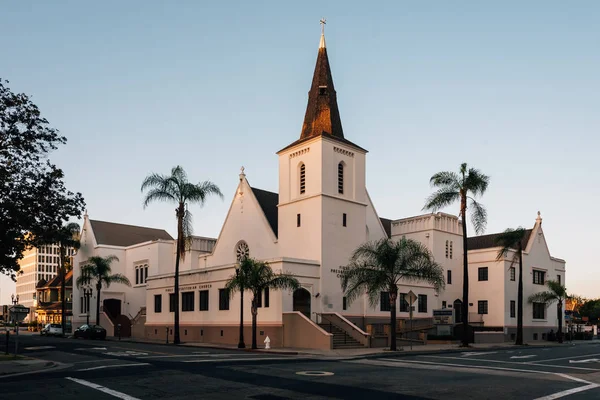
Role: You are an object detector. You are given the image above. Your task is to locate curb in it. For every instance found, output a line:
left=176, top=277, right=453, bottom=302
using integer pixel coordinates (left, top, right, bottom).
left=0, top=360, right=60, bottom=379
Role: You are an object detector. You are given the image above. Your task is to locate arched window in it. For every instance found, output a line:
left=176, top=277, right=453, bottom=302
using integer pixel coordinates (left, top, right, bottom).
left=299, top=163, right=306, bottom=194
left=445, top=240, right=449, bottom=258
left=235, top=241, right=249, bottom=262
left=338, top=163, right=344, bottom=194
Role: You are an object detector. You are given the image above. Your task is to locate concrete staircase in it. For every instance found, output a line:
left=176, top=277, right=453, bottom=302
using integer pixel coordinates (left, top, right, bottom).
left=319, top=323, right=364, bottom=349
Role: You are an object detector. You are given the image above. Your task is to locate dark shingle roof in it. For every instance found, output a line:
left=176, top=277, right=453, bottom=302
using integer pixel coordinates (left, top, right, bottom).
left=90, top=220, right=173, bottom=247
left=38, top=271, right=73, bottom=289
left=467, top=229, right=533, bottom=251
left=380, top=218, right=392, bottom=238
left=251, top=187, right=279, bottom=237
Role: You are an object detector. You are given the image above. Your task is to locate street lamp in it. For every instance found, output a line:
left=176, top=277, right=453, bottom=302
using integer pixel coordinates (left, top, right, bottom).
left=10, top=294, right=19, bottom=358
left=236, top=268, right=245, bottom=349
left=83, top=286, right=92, bottom=325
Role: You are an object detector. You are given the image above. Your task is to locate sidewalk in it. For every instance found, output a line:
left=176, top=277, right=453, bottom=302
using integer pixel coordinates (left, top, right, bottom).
left=0, top=355, right=57, bottom=377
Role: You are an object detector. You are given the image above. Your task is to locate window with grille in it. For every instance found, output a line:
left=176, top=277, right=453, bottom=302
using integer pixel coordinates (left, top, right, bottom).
left=533, top=302, right=545, bottom=319
left=338, top=163, right=344, bottom=194
left=218, top=289, right=229, bottom=310
left=182, top=292, right=194, bottom=312
left=478, top=267, right=488, bottom=281
left=478, top=300, right=488, bottom=314
left=154, top=295, right=162, bottom=313
left=135, top=264, right=149, bottom=285
left=299, top=164, right=306, bottom=194
left=533, top=270, right=545, bottom=285
left=380, top=292, right=391, bottom=311
left=418, top=295, right=428, bottom=313
left=199, top=290, right=209, bottom=311
left=510, top=267, right=515, bottom=281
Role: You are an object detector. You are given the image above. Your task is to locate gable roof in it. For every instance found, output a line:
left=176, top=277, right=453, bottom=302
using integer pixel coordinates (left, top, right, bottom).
left=90, top=220, right=173, bottom=247
left=250, top=187, right=279, bottom=237
left=379, top=218, right=392, bottom=238
left=37, top=271, right=73, bottom=289
left=467, top=229, right=533, bottom=251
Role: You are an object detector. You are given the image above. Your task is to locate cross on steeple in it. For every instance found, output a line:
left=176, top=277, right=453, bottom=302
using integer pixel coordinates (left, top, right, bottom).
left=320, top=18, right=326, bottom=34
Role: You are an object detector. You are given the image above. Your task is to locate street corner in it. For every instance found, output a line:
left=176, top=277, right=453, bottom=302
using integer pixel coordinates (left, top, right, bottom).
left=0, top=356, right=59, bottom=378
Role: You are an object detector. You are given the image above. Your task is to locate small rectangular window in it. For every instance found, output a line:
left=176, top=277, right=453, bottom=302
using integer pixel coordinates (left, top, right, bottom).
left=219, top=289, right=229, bottom=311
left=154, top=294, right=162, bottom=313
left=510, top=300, right=515, bottom=318
left=297, top=214, right=301, bottom=227
left=380, top=292, right=391, bottom=312
left=169, top=293, right=176, bottom=312
left=145, top=266, right=149, bottom=283
left=342, top=296, right=347, bottom=311
left=478, top=267, right=489, bottom=281
left=510, top=267, right=515, bottom=281
left=533, top=270, right=545, bottom=285
left=135, top=268, right=139, bottom=285
left=533, top=302, right=545, bottom=319
left=182, top=292, right=194, bottom=312
left=418, top=294, right=427, bottom=313
left=478, top=300, right=488, bottom=315
left=442, top=300, right=447, bottom=309
left=447, top=270, right=452, bottom=285
left=557, top=275, right=561, bottom=285
left=343, top=213, right=347, bottom=227
left=256, top=290, right=262, bottom=308
left=199, top=290, right=209, bottom=311
left=264, top=288, right=269, bottom=308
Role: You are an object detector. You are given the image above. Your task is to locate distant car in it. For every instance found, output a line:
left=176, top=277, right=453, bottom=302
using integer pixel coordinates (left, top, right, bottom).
left=73, top=324, right=107, bottom=340
left=41, top=323, right=63, bottom=336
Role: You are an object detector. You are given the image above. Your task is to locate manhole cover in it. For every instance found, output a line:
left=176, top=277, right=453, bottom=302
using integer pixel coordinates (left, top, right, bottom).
left=295, top=371, right=334, bottom=376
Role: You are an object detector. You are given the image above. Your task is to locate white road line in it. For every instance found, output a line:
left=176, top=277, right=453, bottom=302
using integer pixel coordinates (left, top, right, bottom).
left=77, top=362, right=150, bottom=371
left=183, top=357, right=289, bottom=363
left=460, top=351, right=498, bottom=357
left=136, top=354, right=208, bottom=359
left=66, top=377, right=141, bottom=400
left=510, top=355, right=537, bottom=359
left=420, top=355, right=600, bottom=371
left=531, top=352, right=600, bottom=363
left=533, top=383, right=599, bottom=400
left=24, top=346, right=55, bottom=350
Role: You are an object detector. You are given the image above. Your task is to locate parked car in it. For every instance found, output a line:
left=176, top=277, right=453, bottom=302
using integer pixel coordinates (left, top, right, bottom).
left=41, top=323, right=63, bottom=336
left=73, top=324, right=107, bottom=340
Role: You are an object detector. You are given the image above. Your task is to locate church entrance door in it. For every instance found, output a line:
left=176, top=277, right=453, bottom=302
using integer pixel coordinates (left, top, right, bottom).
left=293, top=288, right=311, bottom=319
left=453, top=299, right=463, bottom=323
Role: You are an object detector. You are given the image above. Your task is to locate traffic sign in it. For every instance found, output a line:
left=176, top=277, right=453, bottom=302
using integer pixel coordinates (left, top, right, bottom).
left=406, top=290, right=417, bottom=305
left=9, top=306, right=30, bottom=314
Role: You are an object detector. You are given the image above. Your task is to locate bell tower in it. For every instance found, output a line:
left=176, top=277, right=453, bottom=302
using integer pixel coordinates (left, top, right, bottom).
left=277, top=23, right=368, bottom=313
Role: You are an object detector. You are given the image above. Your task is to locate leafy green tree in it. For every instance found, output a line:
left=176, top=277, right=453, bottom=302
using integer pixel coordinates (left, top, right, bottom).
left=578, top=299, right=600, bottom=322
left=226, top=258, right=300, bottom=349
left=423, top=163, right=489, bottom=347
left=0, top=79, right=85, bottom=277
left=141, top=166, right=223, bottom=344
left=495, top=227, right=527, bottom=345
left=528, top=280, right=569, bottom=343
left=341, top=238, right=445, bottom=351
left=76, top=255, right=130, bottom=325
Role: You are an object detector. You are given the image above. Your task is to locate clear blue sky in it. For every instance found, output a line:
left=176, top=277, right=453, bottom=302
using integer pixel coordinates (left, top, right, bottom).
left=1, top=1, right=598, bottom=303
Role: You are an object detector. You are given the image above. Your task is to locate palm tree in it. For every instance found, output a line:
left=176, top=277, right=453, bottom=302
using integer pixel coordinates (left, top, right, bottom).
left=423, top=163, right=489, bottom=347
left=141, top=166, right=223, bottom=344
left=76, top=255, right=131, bottom=325
left=57, top=222, right=80, bottom=336
left=226, top=258, right=300, bottom=349
left=495, top=227, right=527, bottom=345
left=528, top=280, right=569, bottom=343
left=340, top=238, right=445, bottom=351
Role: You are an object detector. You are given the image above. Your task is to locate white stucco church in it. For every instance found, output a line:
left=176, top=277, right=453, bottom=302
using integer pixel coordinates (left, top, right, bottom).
left=72, top=29, right=566, bottom=349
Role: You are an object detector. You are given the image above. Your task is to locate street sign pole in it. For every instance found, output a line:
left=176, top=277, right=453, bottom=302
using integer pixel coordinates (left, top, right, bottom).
left=407, top=290, right=418, bottom=351
left=9, top=305, right=30, bottom=359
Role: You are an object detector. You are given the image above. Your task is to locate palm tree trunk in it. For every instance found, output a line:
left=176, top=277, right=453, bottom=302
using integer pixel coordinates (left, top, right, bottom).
left=96, top=282, right=102, bottom=326
left=516, top=243, right=524, bottom=345
left=173, top=203, right=184, bottom=345
left=60, top=244, right=66, bottom=337
left=238, top=286, right=245, bottom=348
left=460, top=194, right=469, bottom=347
left=251, top=298, right=258, bottom=350
left=557, top=300, right=563, bottom=343
left=389, top=291, right=398, bottom=351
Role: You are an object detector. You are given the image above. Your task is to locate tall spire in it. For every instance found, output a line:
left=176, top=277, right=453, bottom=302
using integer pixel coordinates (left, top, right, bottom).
left=299, top=19, right=344, bottom=140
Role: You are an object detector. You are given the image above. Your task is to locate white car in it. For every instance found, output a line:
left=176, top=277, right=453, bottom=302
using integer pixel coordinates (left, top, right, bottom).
left=41, top=323, right=62, bottom=336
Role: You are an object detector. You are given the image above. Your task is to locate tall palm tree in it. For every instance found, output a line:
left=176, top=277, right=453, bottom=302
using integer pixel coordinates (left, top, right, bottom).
left=340, top=238, right=445, bottom=351
left=528, top=280, right=569, bottom=343
left=226, top=258, right=300, bottom=349
left=57, top=222, right=80, bottom=336
left=141, top=166, right=223, bottom=344
left=76, top=255, right=131, bottom=325
left=495, top=227, right=527, bottom=345
left=423, top=163, right=489, bottom=347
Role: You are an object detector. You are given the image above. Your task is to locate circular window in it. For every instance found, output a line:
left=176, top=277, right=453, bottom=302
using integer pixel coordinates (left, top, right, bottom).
left=235, top=241, right=249, bottom=262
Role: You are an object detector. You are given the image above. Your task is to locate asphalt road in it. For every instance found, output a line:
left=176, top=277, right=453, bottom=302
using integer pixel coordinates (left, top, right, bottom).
left=2, top=334, right=600, bottom=399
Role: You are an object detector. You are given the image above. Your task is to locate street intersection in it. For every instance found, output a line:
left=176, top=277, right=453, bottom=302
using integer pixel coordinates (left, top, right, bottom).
left=2, top=334, right=600, bottom=399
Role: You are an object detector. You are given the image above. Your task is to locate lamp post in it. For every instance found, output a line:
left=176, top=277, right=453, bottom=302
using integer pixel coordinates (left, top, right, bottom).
left=236, top=268, right=245, bottom=349
left=83, top=287, right=92, bottom=325
left=11, top=294, right=19, bottom=358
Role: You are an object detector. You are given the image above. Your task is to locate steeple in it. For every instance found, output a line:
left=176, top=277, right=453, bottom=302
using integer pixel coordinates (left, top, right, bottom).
left=299, top=20, right=344, bottom=140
